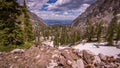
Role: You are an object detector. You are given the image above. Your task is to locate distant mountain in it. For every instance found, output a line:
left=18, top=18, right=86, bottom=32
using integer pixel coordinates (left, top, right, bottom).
left=72, top=0, right=120, bottom=28
left=45, top=20, right=72, bottom=25
left=29, top=11, right=48, bottom=28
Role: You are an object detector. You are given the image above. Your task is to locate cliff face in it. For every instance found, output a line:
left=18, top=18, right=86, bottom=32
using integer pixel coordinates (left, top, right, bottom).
left=72, top=0, right=120, bottom=28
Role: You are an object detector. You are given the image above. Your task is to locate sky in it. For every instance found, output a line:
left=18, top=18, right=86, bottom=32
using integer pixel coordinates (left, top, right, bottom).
left=24, top=0, right=96, bottom=20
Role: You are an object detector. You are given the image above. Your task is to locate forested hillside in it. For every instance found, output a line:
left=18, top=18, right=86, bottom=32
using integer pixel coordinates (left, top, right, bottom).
left=39, top=25, right=81, bottom=46
left=72, top=0, right=120, bottom=45
left=0, top=0, right=34, bottom=51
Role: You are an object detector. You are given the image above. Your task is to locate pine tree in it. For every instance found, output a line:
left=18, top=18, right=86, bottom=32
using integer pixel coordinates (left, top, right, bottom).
left=116, top=24, right=120, bottom=43
left=85, top=19, right=95, bottom=42
left=22, top=0, right=33, bottom=42
left=96, top=21, right=103, bottom=42
left=0, top=0, right=24, bottom=45
left=114, top=10, right=120, bottom=44
left=107, top=11, right=118, bottom=46
left=0, top=0, right=34, bottom=47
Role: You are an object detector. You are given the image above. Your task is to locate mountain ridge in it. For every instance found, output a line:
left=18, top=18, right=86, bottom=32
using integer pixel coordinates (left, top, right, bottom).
left=29, top=11, right=48, bottom=28
left=72, top=0, right=120, bottom=27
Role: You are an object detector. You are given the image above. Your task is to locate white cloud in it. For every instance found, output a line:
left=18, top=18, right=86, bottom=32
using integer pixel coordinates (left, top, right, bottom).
left=44, top=0, right=91, bottom=20
left=64, top=12, right=69, bottom=15
left=31, top=10, right=76, bottom=20
left=27, top=0, right=48, bottom=10
left=47, top=0, right=95, bottom=11
left=47, top=0, right=71, bottom=10
left=26, top=0, right=96, bottom=20
left=77, top=4, right=90, bottom=14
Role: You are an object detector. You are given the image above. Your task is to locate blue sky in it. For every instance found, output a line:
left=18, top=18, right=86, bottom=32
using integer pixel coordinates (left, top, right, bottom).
left=26, top=0, right=96, bottom=20
left=47, top=0, right=57, bottom=3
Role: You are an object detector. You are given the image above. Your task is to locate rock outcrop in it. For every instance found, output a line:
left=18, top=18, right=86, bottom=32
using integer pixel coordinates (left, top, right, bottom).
left=0, top=45, right=120, bottom=68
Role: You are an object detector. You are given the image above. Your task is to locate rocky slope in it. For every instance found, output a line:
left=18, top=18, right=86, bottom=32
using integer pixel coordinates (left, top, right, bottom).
left=29, top=11, right=48, bottom=29
left=0, top=45, right=120, bottom=68
left=72, top=0, right=120, bottom=28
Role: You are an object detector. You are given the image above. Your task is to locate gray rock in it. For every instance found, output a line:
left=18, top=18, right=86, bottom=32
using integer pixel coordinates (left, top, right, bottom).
left=10, top=49, right=24, bottom=54
left=0, top=52, right=2, bottom=55
left=98, top=53, right=107, bottom=61
left=110, top=63, right=117, bottom=68
left=72, top=59, right=84, bottom=68
left=67, top=60, right=72, bottom=65
left=47, top=60, right=58, bottom=68
left=116, top=58, right=120, bottom=63
left=117, top=54, right=120, bottom=57
left=104, top=63, right=117, bottom=68
left=93, top=56, right=101, bottom=65
left=83, top=50, right=95, bottom=64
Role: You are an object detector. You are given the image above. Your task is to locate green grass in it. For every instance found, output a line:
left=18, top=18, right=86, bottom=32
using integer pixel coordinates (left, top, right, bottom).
left=0, top=42, right=33, bottom=52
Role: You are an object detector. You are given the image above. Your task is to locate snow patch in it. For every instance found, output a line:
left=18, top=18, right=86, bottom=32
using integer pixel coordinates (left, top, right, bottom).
left=10, top=49, right=24, bottom=54
left=73, top=43, right=120, bottom=58
left=58, top=46, right=69, bottom=49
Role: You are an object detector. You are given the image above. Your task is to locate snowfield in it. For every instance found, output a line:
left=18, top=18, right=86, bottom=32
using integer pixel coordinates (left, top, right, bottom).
left=73, top=43, right=120, bottom=58
left=43, top=41, right=120, bottom=58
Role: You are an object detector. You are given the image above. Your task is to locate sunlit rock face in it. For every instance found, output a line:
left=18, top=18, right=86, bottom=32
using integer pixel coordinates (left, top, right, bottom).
left=72, top=0, right=120, bottom=29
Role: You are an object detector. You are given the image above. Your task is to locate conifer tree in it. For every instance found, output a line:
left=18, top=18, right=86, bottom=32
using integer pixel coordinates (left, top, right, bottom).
left=23, top=0, right=33, bottom=42
left=107, top=11, right=118, bottom=46
left=0, top=0, right=24, bottom=45
left=116, top=23, right=120, bottom=43
left=85, top=19, right=95, bottom=42
left=96, top=21, right=103, bottom=42
left=0, top=0, right=34, bottom=47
